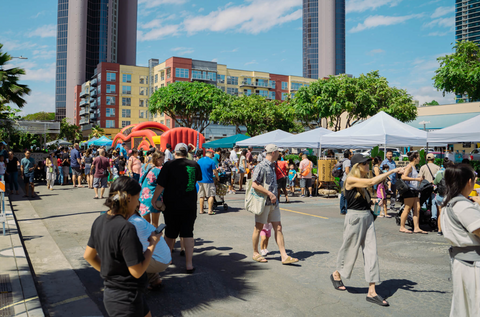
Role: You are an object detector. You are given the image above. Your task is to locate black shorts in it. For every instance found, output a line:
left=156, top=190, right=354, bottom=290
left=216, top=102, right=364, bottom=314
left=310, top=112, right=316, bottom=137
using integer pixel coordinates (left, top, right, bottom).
left=402, top=188, right=419, bottom=199
left=163, top=209, right=196, bottom=239
left=103, top=287, right=149, bottom=317
left=277, top=177, right=287, bottom=190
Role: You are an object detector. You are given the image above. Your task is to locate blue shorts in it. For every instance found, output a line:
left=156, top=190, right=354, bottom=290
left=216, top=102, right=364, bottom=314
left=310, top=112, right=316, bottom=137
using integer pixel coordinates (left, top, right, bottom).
left=24, top=172, right=34, bottom=184
left=288, top=179, right=295, bottom=187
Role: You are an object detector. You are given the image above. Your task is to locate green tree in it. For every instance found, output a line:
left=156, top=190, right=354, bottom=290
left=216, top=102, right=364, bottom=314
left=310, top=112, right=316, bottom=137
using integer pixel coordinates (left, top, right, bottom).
left=89, top=125, right=105, bottom=138
left=433, top=40, right=480, bottom=101
left=149, top=81, right=230, bottom=133
left=210, top=94, right=302, bottom=137
left=292, top=71, right=416, bottom=131
left=0, top=43, right=31, bottom=108
left=59, top=118, right=81, bottom=143
left=422, top=100, right=439, bottom=106
left=22, top=111, right=55, bottom=121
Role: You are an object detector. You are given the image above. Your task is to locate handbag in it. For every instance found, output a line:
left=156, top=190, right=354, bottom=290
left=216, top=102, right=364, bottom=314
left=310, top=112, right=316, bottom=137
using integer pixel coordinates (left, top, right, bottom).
left=396, top=178, right=409, bottom=196
left=245, top=178, right=268, bottom=215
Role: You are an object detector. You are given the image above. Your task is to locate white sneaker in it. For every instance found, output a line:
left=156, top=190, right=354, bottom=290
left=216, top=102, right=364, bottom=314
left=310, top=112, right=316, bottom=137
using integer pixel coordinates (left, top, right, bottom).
left=260, top=249, right=268, bottom=256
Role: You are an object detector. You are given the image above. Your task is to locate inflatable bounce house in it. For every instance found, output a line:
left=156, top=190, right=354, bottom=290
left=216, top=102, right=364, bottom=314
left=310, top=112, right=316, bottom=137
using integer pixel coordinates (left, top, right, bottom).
left=112, top=121, right=205, bottom=151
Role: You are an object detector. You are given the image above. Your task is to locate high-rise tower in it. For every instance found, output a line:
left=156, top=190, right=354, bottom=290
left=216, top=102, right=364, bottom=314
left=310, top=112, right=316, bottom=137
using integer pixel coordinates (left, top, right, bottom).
left=303, top=0, right=345, bottom=79
left=55, top=0, right=138, bottom=122
left=455, top=0, right=480, bottom=44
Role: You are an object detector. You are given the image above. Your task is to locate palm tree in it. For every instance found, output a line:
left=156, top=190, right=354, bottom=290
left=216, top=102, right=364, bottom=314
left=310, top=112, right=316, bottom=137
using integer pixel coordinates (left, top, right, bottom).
left=89, top=125, right=105, bottom=138
left=0, top=43, right=31, bottom=108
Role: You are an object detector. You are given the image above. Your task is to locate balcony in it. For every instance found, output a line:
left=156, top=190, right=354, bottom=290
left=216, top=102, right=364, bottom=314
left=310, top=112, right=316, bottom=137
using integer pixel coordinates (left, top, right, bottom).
left=80, top=90, right=89, bottom=98
left=79, top=99, right=88, bottom=107
left=79, top=118, right=89, bottom=125
left=90, top=113, right=98, bottom=122
left=79, top=109, right=88, bottom=116
left=90, top=78, right=98, bottom=87
left=90, top=101, right=97, bottom=110
left=90, top=88, right=97, bottom=98
left=240, top=80, right=272, bottom=89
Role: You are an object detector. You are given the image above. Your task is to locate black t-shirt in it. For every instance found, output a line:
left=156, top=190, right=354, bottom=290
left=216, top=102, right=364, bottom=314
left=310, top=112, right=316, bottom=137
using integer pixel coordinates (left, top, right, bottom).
left=118, top=160, right=126, bottom=172
left=345, top=188, right=371, bottom=211
left=61, top=153, right=70, bottom=167
left=157, top=158, right=202, bottom=211
left=6, top=157, right=19, bottom=172
left=87, top=214, right=147, bottom=291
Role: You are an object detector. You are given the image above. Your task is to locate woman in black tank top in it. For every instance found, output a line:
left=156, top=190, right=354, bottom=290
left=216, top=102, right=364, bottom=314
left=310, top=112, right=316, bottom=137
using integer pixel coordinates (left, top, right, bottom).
left=330, top=154, right=403, bottom=307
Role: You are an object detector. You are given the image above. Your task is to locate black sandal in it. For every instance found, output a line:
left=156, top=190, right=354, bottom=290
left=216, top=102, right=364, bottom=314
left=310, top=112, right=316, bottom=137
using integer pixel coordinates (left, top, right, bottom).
left=330, top=274, right=346, bottom=291
left=366, top=295, right=389, bottom=306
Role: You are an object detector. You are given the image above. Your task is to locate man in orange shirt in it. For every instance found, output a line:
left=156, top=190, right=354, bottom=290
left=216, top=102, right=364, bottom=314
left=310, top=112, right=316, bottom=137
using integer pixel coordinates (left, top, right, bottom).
left=275, top=157, right=290, bottom=203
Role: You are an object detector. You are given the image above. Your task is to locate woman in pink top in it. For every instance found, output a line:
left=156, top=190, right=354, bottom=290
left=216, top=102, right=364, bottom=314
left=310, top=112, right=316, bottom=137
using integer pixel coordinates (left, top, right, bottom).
left=128, top=149, right=142, bottom=182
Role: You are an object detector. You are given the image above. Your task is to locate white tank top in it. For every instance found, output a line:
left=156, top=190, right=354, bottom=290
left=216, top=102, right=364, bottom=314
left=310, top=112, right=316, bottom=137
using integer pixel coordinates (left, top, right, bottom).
left=406, top=164, right=418, bottom=189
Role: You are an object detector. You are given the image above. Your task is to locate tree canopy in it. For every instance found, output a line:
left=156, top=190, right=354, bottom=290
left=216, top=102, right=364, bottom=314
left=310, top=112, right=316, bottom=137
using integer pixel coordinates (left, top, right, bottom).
left=291, top=71, right=417, bottom=131
left=22, top=111, right=55, bottom=121
left=433, top=40, right=480, bottom=101
left=210, top=94, right=302, bottom=137
left=59, top=118, right=81, bottom=143
left=89, top=125, right=105, bottom=138
left=0, top=43, right=31, bottom=108
left=149, top=81, right=230, bottom=133
left=422, top=100, right=439, bottom=106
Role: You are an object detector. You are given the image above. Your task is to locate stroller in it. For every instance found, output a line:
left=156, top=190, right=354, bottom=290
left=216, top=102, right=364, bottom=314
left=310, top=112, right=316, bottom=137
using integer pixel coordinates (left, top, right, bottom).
left=395, top=180, right=437, bottom=230
left=212, top=173, right=229, bottom=211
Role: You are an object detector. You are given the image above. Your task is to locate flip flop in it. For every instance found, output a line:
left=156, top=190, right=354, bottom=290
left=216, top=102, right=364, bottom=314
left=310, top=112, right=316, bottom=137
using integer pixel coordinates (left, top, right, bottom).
left=208, top=211, right=216, bottom=215
left=281, top=256, right=299, bottom=265
left=366, top=295, right=389, bottom=306
left=414, top=231, right=428, bottom=234
left=385, top=215, right=392, bottom=218
left=330, top=274, right=346, bottom=291
left=93, top=197, right=99, bottom=199
left=399, top=230, right=413, bottom=234
left=253, top=254, right=268, bottom=263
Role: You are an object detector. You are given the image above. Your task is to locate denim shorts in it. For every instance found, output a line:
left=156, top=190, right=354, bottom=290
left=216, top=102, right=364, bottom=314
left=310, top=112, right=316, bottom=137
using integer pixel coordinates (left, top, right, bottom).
left=24, top=172, right=34, bottom=184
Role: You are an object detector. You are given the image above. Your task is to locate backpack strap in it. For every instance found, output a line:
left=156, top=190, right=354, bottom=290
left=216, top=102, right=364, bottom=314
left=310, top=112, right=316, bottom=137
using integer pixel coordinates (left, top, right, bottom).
left=444, top=196, right=472, bottom=232
left=426, top=163, right=435, bottom=180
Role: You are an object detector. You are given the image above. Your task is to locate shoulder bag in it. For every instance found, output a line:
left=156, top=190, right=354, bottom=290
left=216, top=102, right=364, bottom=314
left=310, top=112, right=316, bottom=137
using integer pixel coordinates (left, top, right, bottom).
left=245, top=171, right=268, bottom=215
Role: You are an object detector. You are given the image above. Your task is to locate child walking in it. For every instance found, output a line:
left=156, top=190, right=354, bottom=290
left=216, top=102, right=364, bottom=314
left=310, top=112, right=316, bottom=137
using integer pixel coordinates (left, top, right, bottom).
left=288, top=163, right=297, bottom=195
left=260, top=223, right=273, bottom=256
left=376, top=168, right=391, bottom=218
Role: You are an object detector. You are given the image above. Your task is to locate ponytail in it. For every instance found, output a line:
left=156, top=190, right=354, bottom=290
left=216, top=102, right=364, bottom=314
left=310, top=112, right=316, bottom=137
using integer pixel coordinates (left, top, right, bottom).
left=104, top=176, right=142, bottom=218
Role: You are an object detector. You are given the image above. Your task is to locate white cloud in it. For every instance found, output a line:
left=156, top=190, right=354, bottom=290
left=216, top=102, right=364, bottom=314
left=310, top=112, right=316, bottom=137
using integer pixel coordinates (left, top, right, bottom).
left=211, top=58, right=218, bottom=62
left=198, top=8, right=204, bottom=12
left=431, top=6, right=454, bottom=19
left=171, top=47, right=194, bottom=55
left=22, top=62, right=56, bottom=81
left=409, top=86, right=454, bottom=105
left=138, top=0, right=188, bottom=9
left=183, top=0, right=302, bottom=35
left=428, top=31, right=451, bottom=37
left=424, top=17, right=455, bottom=28
left=221, top=48, right=239, bottom=53
left=32, top=49, right=55, bottom=59
left=245, top=60, right=258, bottom=66
left=367, top=48, right=385, bottom=55
left=137, top=24, right=181, bottom=41
left=349, top=14, right=422, bottom=33
left=28, top=25, right=56, bottom=38
left=1, top=39, right=37, bottom=52
left=346, top=0, right=402, bottom=13
left=21, top=91, right=56, bottom=115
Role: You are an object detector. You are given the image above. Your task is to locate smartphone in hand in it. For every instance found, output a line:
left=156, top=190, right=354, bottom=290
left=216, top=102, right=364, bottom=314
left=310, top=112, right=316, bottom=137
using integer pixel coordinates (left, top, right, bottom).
left=154, top=223, right=166, bottom=235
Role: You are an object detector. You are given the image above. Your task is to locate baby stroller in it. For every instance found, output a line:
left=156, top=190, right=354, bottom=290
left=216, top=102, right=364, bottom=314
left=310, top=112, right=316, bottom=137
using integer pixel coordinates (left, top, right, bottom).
left=213, top=173, right=229, bottom=211
left=395, top=180, right=436, bottom=229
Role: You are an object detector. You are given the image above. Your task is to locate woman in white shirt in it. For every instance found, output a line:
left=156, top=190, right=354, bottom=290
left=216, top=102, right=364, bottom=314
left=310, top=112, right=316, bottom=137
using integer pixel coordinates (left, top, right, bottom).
left=441, top=164, right=480, bottom=317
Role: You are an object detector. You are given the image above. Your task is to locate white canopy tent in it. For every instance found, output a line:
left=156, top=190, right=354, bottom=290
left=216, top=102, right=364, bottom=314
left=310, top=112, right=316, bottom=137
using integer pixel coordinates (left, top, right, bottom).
left=46, top=139, right=72, bottom=147
left=275, top=127, right=332, bottom=148
left=428, top=114, right=480, bottom=143
left=320, top=111, right=428, bottom=150
left=236, top=129, right=292, bottom=147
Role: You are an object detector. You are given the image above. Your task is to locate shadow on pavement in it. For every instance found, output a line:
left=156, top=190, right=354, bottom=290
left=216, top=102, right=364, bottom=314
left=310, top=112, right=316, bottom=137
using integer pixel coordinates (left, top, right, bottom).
left=347, top=278, right=448, bottom=299
left=16, top=210, right=103, bottom=222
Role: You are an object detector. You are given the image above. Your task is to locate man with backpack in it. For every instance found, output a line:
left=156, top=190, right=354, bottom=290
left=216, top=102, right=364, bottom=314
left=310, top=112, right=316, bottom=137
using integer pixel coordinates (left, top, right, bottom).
left=299, top=153, right=313, bottom=197
left=339, top=150, right=351, bottom=214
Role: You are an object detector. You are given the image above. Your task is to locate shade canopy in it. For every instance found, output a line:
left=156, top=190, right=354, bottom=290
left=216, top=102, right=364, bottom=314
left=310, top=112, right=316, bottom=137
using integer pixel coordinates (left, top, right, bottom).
left=46, top=139, right=72, bottom=146
left=90, top=136, right=112, bottom=147
left=275, top=127, right=332, bottom=148
left=236, top=130, right=292, bottom=147
left=428, top=114, right=480, bottom=143
left=320, top=111, right=428, bottom=147
left=203, top=134, right=250, bottom=149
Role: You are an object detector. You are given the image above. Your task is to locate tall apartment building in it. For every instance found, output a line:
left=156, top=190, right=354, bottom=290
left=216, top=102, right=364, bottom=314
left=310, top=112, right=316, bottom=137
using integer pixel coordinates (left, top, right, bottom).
left=55, top=0, right=138, bottom=122
left=303, top=0, right=346, bottom=79
left=455, top=0, right=480, bottom=44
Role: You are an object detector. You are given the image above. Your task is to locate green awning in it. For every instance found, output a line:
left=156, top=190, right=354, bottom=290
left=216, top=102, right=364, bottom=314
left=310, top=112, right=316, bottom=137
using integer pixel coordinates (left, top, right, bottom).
left=407, top=112, right=480, bottom=130
left=202, top=134, right=250, bottom=149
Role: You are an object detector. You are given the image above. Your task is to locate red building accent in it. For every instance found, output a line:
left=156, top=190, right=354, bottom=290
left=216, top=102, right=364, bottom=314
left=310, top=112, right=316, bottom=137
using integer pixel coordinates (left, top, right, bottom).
left=95, top=62, right=120, bottom=128
left=74, top=85, right=82, bottom=125
left=269, top=74, right=289, bottom=102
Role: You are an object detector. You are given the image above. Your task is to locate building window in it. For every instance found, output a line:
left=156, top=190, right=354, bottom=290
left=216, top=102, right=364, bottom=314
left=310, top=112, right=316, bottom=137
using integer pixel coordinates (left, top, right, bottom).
left=166, top=119, right=171, bottom=127
left=258, top=90, right=268, bottom=97
left=269, top=91, right=276, bottom=99
left=291, top=82, right=303, bottom=90
left=122, top=97, right=131, bottom=106
left=243, top=89, right=252, bottom=96
left=161, top=84, right=164, bottom=87
left=122, top=109, right=131, bottom=118
left=106, top=96, right=115, bottom=105
left=281, top=82, right=288, bottom=90
left=155, top=74, right=158, bottom=83
left=139, top=110, right=144, bottom=118
left=139, top=99, right=145, bottom=107
left=227, top=87, right=238, bottom=95
left=166, top=69, right=171, bottom=79
left=160, top=120, right=164, bottom=124
left=122, top=74, right=131, bottom=83
left=139, top=76, right=148, bottom=85
left=106, top=120, right=115, bottom=128
left=122, top=121, right=131, bottom=127
left=107, top=72, right=116, bottom=82
left=175, top=68, right=189, bottom=78
left=106, top=108, right=115, bottom=117
left=217, top=74, right=225, bottom=84
left=122, top=86, right=131, bottom=94
left=269, top=80, right=276, bottom=89
left=282, top=92, right=288, bottom=100
left=106, top=84, right=116, bottom=94
left=219, top=86, right=225, bottom=92
left=140, top=87, right=147, bottom=95
left=227, top=76, right=238, bottom=85
left=161, top=72, right=165, bottom=81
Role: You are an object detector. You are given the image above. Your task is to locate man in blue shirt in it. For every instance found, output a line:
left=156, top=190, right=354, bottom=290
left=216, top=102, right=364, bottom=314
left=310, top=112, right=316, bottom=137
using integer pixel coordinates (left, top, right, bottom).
left=20, top=150, right=36, bottom=198
left=197, top=149, right=219, bottom=215
left=381, top=150, right=397, bottom=210
left=213, top=148, right=221, bottom=167
left=70, top=143, right=83, bottom=188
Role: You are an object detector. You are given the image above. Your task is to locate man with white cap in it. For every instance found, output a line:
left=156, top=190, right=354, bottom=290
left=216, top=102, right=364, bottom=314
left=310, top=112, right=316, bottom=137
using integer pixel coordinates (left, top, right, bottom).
left=250, top=144, right=299, bottom=265
left=151, top=143, right=202, bottom=273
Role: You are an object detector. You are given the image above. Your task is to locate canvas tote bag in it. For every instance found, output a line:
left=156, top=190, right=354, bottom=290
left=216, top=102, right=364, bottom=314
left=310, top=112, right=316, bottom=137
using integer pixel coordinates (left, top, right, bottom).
left=245, top=178, right=268, bottom=215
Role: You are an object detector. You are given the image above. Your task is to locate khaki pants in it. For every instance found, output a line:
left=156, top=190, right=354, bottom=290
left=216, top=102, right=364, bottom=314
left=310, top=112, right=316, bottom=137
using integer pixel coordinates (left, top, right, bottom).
left=449, top=258, right=480, bottom=317
left=146, top=258, right=169, bottom=284
left=336, top=210, right=380, bottom=283
left=46, top=171, right=56, bottom=189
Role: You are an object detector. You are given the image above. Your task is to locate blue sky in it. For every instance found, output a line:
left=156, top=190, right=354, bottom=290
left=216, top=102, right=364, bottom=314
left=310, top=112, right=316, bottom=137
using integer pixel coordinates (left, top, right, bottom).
left=1, top=0, right=456, bottom=115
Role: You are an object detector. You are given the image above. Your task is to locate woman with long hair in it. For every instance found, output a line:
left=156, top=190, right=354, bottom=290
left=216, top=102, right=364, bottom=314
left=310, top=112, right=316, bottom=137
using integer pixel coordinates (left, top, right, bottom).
left=83, top=148, right=94, bottom=189
left=45, top=152, right=58, bottom=191
left=441, top=164, right=480, bottom=316
left=434, top=158, right=455, bottom=235
left=330, top=154, right=404, bottom=307
left=400, top=152, right=427, bottom=234
left=139, top=151, right=165, bottom=227
left=84, top=177, right=162, bottom=317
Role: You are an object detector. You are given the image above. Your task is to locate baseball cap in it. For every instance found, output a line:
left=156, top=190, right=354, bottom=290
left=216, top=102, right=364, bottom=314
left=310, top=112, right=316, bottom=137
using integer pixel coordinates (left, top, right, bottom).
left=426, top=153, right=435, bottom=160
left=174, top=143, right=188, bottom=153
left=234, top=145, right=240, bottom=149
left=265, top=144, right=278, bottom=153
left=206, top=148, right=214, bottom=153
left=350, top=154, right=372, bottom=166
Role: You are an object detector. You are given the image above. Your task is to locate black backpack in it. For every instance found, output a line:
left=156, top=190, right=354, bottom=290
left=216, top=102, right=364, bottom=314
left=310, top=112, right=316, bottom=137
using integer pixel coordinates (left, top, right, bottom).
left=332, top=159, right=345, bottom=178
left=437, top=177, right=447, bottom=196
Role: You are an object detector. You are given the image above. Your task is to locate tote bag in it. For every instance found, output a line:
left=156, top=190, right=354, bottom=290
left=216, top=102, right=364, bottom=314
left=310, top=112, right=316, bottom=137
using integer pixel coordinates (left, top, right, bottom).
left=245, top=179, right=267, bottom=215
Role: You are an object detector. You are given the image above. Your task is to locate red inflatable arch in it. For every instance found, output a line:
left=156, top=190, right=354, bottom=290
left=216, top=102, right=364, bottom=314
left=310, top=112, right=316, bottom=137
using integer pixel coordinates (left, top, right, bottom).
left=112, top=121, right=169, bottom=151
left=160, top=127, right=205, bottom=152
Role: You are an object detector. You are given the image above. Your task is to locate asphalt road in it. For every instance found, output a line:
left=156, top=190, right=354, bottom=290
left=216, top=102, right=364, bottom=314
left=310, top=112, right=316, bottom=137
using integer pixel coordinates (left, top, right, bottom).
left=12, top=180, right=453, bottom=317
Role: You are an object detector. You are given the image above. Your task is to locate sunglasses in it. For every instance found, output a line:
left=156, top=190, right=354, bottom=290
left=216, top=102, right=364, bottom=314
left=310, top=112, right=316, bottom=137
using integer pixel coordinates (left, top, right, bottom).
left=360, top=162, right=369, bottom=166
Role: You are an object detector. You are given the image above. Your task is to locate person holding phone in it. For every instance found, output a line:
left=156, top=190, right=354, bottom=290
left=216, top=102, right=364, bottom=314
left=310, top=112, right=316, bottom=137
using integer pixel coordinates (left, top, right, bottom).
left=84, top=177, right=162, bottom=317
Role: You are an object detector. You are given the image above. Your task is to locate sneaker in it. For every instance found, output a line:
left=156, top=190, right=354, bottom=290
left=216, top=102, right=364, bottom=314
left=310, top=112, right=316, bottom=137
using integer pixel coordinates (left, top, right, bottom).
left=301, top=195, right=305, bottom=198
left=437, top=231, right=443, bottom=236
left=309, top=195, right=313, bottom=198
left=260, top=249, right=269, bottom=256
